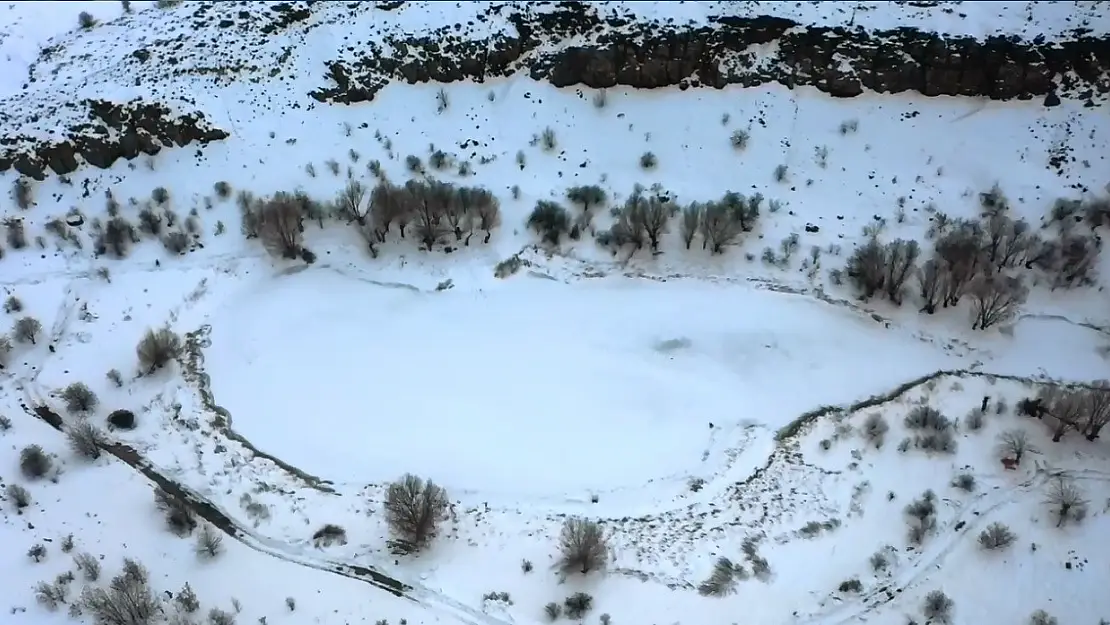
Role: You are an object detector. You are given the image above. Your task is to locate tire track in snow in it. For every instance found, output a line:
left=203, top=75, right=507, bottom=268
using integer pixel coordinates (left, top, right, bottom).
left=797, top=463, right=1110, bottom=625
left=20, top=397, right=517, bottom=625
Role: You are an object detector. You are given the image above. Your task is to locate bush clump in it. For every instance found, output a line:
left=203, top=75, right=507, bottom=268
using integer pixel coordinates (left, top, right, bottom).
left=62, top=382, right=99, bottom=413
left=136, top=327, right=182, bottom=375
left=978, top=522, right=1016, bottom=550
left=20, top=444, right=52, bottom=479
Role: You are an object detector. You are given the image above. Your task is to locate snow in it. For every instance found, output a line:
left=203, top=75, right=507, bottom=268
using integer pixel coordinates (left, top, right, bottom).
left=1, top=2, right=1110, bottom=625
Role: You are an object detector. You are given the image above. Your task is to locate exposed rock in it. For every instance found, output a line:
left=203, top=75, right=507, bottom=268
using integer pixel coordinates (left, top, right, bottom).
left=309, top=5, right=1109, bottom=105
left=0, top=99, right=228, bottom=179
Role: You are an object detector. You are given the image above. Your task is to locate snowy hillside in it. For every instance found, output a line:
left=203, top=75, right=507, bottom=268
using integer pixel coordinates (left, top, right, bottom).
left=1, top=2, right=1109, bottom=625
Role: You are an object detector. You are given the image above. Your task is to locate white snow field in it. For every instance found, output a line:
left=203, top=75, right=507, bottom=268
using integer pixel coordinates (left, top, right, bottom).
left=1, top=2, right=1109, bottom=625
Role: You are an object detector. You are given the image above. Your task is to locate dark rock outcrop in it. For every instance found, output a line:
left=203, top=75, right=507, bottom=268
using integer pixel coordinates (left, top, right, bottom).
left=310, top=4, right=1110, bottom=105
left=0, top=98, right=228, bottom=180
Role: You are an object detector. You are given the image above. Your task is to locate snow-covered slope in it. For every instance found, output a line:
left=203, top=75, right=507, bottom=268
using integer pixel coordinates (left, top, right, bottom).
left=1, top=2, right=1109, bottom=625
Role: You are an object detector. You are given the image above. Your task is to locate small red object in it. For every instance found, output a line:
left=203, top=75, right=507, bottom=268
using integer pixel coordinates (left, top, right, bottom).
left=1000, top=458, right=1018, bottom=470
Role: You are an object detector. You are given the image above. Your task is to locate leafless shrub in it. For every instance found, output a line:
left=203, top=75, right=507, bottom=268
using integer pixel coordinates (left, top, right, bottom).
left=162, top=231, right=189, bottom=255
left=730, top=129, right=750, bottom=149
left=35, top=579, right=69, bottom=609
left=1028, top=609, right=1058, bottom=625
left=6, top=483, right=31, bottom=509
left=154, top=487, right=196, bottom=536
left=0, top=334, right=11, bottom=367
left=950, top=472, right=976, bottom=492
left=136, top=327, right=181, bottom=375
left=195, top=523, right=223, bottom=559
left=5, top=218, right=27, bottom=249
left=28, top=543, right=47, bottom=561
left=20, top=444, right=52, bottom=479
left=311, top=523, right=347, bottom=547
left=208, top=607, right=236, bottom=625
left=384, top=473, right=448, bottom=553
left=99, top=216, right=137, bottom=258
left=964, top=408, right=985, bottom=431
left=1044, top=478, right=1087, bottom=527
left=4, top=294, right=22, bottom=313
left=563, top=592, right=592, bottom=619
left=80, top=558, right=160, bottom=625
left=74, top=552, right=102, bottom=581
left=861, top=413, right=889, bottom=448
left=540, top=127, right=557, bottom=151
left=14, top=315, right=42, bottom=344
left=697, top=557, right=741, bottom=596
left=107, top=369, right=124, bottom=387
left=921, top=589, right=954, bottom=624
left=978, top=522, right=1016, bottom=550
left=175, top=583, right=199, bottom=613
left=557, top=517, right=608, bottom=575
left=544, top=602, right=561, bottom=621
left=213, top=181, right=232, bottom=199
left=62, top=381, right=99, bottom=413
left=904, top=489, right=937, bottom=545
left=68, top=420, right=106, bottom=460
left=13, top=177, right=33, bottom=209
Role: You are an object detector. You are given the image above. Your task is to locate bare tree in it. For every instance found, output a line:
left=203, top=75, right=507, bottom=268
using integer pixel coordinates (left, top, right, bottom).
left=14, top=315, right=42, bottom=345
left=716, top=192, right=758, bottom=233
left=699, top=201, right=743, bottom=254
left=80, top=558, right=160, bottom=625
left=471, top=189, right=501, bottom=244
left=603, top=200, right=646, bottom=251
left=565, top=185, right=607, bottom=215
left=335, top=179, right=370, bottom=225
left=1080, top=382, right=1110, bottom=440
left=526, top=201, right=571, bottom=245
left=845, top=237, right=886, bottom=299
left=1041, top=386, right=1085, bottom=442
left=407, top=181, right=451, bottom=250
left=136, top=327, right=182, bottom=375
left=257, top=192, right=305, bottom=259
left=1043, top=478, right=1087, bottom=527
left=368, top=181, right=409, bottom=241
left=935, top=221, right=984, bottom=306
left=639, top=195, right=674, bottom=252
left=557, top=517, right=608, bottom=575
left=384, top=473, right=448, bottom=553
left=917, top=258, right=945, bottom=314
left=883, top=239, right=920, bottom=305
left=680, top=203, right=702, bottom=249
left=446, top=186, right=476, bottom=242
left=996, top=429, right=1034, bottom=465
left=968, top=274, right=1028, bottom=330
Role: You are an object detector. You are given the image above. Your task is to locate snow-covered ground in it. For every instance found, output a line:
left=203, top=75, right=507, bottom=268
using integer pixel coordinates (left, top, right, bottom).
left=2, top=2, right=1109, bottom=625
